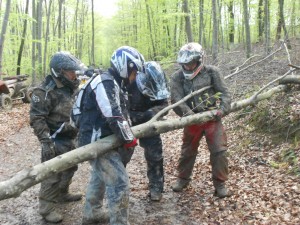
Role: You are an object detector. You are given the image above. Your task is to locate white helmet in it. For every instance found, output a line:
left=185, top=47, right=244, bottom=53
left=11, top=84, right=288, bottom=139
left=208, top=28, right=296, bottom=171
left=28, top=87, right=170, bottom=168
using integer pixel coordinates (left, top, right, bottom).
left=110, top=46, right=145, bottom=79
left=177, top=42, right=204, bottom=80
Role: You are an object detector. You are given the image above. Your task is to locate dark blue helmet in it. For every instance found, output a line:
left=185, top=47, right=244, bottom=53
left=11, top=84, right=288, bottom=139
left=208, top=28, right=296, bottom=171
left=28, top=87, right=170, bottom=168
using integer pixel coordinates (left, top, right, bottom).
left=136, top=61, right=170, bottom=101
left=110, top=46, right=145, bottom=79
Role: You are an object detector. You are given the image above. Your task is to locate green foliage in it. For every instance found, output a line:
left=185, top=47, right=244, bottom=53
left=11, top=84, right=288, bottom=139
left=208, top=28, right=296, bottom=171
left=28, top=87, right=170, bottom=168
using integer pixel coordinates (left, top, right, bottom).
left=270, top=148, right=300, bottom=176
left=0, top=0, right=299, bottom=77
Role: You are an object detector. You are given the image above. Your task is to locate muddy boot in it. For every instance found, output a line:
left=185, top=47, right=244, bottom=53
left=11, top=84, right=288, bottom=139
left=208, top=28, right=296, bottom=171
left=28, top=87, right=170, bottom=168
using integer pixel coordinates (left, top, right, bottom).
left=82, top=209, right=109, bottom=225
left=213, top=182, right=232, bottom=198
left=43, top=211, right=63, bottom=223
left=171, top=178, right=190, bottom=192
left=150, top=187, right=162, bottom=201
left=55, top=192, right=82, bottom=203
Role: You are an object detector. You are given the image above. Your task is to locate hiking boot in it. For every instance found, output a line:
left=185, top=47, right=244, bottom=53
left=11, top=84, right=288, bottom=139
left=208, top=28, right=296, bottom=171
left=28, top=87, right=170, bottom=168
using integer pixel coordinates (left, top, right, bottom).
left=150, top=189, right=162, bottom=201
left=171, top=178, right=190, bottom=192
left=43, top=211, right=63, bottom=223
left=82, top=209, right=110, bottom=225
left=214, top=183, right=232, bottom=198
left=55, top=193, right=82, bottom=203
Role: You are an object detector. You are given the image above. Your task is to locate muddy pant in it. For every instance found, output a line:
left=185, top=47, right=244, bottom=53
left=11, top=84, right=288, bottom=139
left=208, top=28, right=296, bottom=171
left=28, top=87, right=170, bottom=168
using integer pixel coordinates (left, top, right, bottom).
left=39, top=138, right=78, bottom=216
left=140, top=135, right=164, bottom=192
left=83, top=150, right=130, bottom=225
left=119, top=135, right=164, bottom=192
left=176, top=120, right=228, bottom=187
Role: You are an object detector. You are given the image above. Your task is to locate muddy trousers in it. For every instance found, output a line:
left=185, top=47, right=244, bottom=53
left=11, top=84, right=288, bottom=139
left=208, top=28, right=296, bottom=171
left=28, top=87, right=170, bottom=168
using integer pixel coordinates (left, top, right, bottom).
left=83, top=150, right=130, bottom=225
left=39, top=138, right=78, bottom=216
left=140, top=135, right=164, bottom=192
left=176, top=120, right=229, bottom=187
left=119, top=134, right=164, bottom=193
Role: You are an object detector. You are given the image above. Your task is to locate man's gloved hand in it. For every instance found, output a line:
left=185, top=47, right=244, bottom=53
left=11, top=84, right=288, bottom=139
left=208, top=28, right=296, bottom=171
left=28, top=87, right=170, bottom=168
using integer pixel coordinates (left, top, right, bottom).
left=41, top=141, right=56, bottom=162
left=62, top=123, right=78, bottom=138
left=123, top=138, right=138, bottom=149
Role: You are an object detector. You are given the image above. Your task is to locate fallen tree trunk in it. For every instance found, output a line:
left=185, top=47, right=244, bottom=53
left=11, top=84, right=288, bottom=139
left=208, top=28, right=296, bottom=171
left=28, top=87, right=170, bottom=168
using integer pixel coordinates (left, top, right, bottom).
left=0, top=78, right=296, bottom=200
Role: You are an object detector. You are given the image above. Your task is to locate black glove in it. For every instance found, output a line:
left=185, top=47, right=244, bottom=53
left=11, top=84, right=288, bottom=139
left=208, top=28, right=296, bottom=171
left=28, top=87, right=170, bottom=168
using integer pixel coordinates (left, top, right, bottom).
left=41, top=141, right=56, bottom=162
left=61, top=123, right=78, bottom=138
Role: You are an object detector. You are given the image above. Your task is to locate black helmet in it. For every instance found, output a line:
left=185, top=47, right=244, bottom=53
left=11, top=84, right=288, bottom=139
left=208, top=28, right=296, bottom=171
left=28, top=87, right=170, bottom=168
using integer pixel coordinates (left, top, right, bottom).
left=136, top=61, right=170, bottom=101
left=110, top=46, right=145, bottom=79
left=177, top=42, right=204, bottom=80
left=50, top=51, right=85, bottom=90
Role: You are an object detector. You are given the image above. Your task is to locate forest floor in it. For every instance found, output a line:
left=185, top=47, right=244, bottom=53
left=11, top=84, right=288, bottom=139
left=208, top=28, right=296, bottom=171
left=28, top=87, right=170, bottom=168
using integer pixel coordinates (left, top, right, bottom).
left=0, top=40, right=300, bottom=225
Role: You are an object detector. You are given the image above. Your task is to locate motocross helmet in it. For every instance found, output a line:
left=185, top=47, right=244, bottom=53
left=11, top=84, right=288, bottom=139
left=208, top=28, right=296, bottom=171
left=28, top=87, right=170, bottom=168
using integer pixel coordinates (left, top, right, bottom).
left=50, top=51, right=85, bottom=90
left=177, top=42, right=204, bottom=80
left=136, top=61, right=170, bottom=101
left=110, top=46, right=145, bottom=80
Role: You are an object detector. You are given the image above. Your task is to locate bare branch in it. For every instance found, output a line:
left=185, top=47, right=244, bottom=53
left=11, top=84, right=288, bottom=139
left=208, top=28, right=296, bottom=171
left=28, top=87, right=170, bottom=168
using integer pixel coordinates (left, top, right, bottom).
left=225, top=45, right=283, bottom=79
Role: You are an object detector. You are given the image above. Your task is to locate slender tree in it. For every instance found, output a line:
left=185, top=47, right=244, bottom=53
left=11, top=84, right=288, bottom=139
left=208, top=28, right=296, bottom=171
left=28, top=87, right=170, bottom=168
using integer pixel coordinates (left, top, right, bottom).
left=264, top=0, right=271, bottom=54
left=91, top=0, right=95, bottom=65
left=228, top=0, right=234, bottom=45
left=212, top=0, right=218, bottom=61
left=0, top=0, right=11, bottom=78
left=183, top=0, right=193, bottom=42
left=43, top=0, right=53, bottom=76
left=243, top=0, right=251, bottom=58
left=199, top=0, right=204, bottom=44
left=257, top=0, right=264, bottom=42
left=276, top=0, right=291, bottom=48
left=16, top=0, right=29, bottom=75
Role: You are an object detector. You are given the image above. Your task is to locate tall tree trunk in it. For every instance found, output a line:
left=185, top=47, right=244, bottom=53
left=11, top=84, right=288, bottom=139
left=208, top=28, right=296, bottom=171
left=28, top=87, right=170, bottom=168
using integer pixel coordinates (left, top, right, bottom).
left=32, top=0, right=37, bottom=84
left=91, top=0, right=95, bottom=66
left=243, top=0, right=251, bottom=58
left=16, top=0, right=29, bottom=75
left=0, top=0, right=11, bottom=78
left=264, top=0, right=271, bottom=54
left=182, top=0, right=193, bottom=42
left=145, top=0, right=157, bottom=58
left=276, top=0, right=291, bottom=49
left=257, top=0, right=264, bottom=42
left=199, top=0, right=204, bottom=44
left=37, top=0, right=43, bottom=75
left=43, top=0, right=53, bottom=77
left=58, top=0, right=63, bottom=50
left=228, top=0, right=234, bottom=45
left=212, top=0, right=218, bottom=61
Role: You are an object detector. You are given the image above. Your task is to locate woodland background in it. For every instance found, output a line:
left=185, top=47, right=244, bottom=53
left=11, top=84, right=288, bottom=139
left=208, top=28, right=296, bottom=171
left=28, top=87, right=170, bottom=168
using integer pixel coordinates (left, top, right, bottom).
left=0, top=0, right=299, bottom=83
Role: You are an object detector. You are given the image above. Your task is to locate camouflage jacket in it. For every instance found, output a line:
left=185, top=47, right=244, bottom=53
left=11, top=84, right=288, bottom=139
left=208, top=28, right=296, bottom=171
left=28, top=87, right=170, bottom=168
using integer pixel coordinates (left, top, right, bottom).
left=30, top=75, right=78, bottom=142
left=170, top=65, right=231, bottom=117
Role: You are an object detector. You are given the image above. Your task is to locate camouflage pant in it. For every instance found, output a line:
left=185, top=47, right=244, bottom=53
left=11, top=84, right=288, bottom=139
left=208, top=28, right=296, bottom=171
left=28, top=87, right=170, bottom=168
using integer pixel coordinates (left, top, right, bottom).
left=176, top=120, right=229, bottom=185
left=39, top=138, right=78, bottom=216
left=119, top=134, right=164, bottom=192
left=83, top=149, right=130, bottom=225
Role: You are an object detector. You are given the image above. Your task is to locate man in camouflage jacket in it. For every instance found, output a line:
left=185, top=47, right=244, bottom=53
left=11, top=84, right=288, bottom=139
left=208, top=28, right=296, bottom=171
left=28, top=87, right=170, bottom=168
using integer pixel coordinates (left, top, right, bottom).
left=30, top=52, right=84, bottom=223
left=170, top=43, right=232, bottom=198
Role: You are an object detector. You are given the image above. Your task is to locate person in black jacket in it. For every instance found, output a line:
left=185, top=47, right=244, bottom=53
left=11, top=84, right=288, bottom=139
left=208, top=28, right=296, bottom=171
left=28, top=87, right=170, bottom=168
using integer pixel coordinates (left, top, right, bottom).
left=72, top=46, right=144, bottom=225
left=30, top=51, right=85, bottom=223
left=124, top=61, right=170, bottom=201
